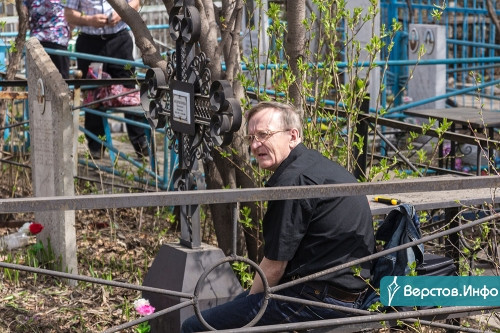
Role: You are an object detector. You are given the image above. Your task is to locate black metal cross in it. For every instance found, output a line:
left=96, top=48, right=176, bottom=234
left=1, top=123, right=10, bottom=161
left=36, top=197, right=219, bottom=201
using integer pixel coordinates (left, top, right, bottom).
left=140, top=0, right=241, bottom=248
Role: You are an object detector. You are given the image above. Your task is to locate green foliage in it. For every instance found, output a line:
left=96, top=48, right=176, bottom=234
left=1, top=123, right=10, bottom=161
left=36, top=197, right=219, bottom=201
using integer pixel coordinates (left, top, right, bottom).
left=367, top=300, right=383, bottom=312
left=8, top=39, right=17, bottom=53
left=407, top=261, right=418, bottom=276
left=135, top=322, right=151, bottom=333
left=3, top=252, right=21, bottom=285
left=238, top=0, right=450, bottom=182
left=28, top=238, right=62, bottom=272
left=239, top=206, right=253, bottom=228
left=231, top=261, right=253, bottom=290
left=431, top=2, right=446, bottom=21
left=350, top=265, right=362, bottom=277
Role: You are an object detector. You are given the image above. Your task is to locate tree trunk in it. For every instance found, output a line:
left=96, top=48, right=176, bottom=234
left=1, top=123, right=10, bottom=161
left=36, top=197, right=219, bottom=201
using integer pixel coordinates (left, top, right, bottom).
left=107, top=0, right=168, bottom=72
left=0, top=0, right=29, bottom=159
left=285, top=0, right=306, bottom=112
left=0, top=0, right=27, bottom=224
left=485, top=0, right=500, bottom=44
left=201, top=0, right=255, bottom=258
left=233, top=146, right=264, bottom=262
left=6, top=1, right=28, bottom=81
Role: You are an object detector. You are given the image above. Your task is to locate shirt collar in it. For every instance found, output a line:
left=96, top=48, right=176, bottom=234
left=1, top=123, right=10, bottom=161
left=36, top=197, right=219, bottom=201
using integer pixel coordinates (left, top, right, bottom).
left=265, top=143, right=306, bottom=187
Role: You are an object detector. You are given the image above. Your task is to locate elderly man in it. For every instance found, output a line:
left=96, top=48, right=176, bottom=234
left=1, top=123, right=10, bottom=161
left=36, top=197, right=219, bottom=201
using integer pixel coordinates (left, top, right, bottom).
left=181, top=101, right=375, bottom=332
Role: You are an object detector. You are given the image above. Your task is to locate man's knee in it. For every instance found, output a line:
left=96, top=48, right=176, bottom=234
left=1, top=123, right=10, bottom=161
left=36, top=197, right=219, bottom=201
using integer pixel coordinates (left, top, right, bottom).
left=180, top=314, right=203, bottom=333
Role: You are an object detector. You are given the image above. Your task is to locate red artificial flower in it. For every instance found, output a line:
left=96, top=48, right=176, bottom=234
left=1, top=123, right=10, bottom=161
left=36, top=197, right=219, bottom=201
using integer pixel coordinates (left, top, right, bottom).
left=29, top=222, right=44, bottom=235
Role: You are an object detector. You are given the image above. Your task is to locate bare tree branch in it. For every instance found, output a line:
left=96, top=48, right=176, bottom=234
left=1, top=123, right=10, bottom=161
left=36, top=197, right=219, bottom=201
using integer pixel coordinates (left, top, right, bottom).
left=107, top=0, right=168, bottom=72
left=485, top=0, right=500, bottom=44
left=163, top=0, right=174, bottom=12
left=0, top=0, right=29, bottom=160
left=7, top=0, right=28, bottom=81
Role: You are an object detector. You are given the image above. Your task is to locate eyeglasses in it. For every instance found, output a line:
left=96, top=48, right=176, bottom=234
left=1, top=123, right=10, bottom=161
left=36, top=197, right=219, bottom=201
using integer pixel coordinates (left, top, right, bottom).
left=243, top=129, right=289, bottom=145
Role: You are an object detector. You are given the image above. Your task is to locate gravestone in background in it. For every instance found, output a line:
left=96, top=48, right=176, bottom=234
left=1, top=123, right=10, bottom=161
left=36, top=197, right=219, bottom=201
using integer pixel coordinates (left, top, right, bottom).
left=26, top=37, right=77, bottom=281
left=408, top=24, right=446, bottom=110
left=346, top=0, right=381, bottom=110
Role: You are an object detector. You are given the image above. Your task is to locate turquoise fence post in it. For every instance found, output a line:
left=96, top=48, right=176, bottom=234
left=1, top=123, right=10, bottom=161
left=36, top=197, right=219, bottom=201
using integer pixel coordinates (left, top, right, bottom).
left=0, top=38, right=9, bottom=71
left=1, top=38, right=11, bottom=145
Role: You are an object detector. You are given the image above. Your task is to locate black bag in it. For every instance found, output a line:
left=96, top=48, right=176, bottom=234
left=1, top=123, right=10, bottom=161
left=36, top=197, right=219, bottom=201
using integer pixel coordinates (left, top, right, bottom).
left=361, top=205, right=456, bottom=311
left=417, top=253, right=457, bottom=276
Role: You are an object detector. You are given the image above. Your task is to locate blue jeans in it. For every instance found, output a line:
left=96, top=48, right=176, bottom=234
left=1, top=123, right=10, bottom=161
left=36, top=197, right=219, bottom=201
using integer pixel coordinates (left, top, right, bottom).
left=181, top=283, right=363, bottom=332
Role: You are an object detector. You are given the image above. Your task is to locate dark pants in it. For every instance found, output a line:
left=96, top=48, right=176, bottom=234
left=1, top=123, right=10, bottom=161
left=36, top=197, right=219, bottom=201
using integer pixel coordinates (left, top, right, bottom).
left=75, top=30, right=145, bottom=153
left=181, top=283, right=364, bottom=332
left=40, top=41, right=69, bottom=79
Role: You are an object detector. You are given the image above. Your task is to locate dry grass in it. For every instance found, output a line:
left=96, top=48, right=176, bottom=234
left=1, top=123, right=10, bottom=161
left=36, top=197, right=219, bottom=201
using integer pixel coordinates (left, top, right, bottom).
left=1, top=206, right=180, bottom=332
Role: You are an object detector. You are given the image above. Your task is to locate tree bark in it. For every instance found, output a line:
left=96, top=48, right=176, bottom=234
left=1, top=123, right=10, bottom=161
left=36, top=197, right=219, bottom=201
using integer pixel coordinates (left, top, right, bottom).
left=0, top=0, right=28, bottom=160
left=224, top=1, right=263, bottom=261
left=285, top=0, right=306, bottom=112
left=162, top=0, right=174, bottom=12
left=200, top=0, right=250, bottom=258
left=233, top=144, right=264, bottom=262
left=6, top=0, right=28, bottom=81
left=107, top=0, right=168, bottom=71
left=197, top=0, right=222, bottom=80
left=485, top=0, right=500, bottom=44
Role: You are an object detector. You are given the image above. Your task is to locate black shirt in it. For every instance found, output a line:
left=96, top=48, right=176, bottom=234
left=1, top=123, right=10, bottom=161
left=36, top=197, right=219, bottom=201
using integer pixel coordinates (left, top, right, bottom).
left=263, top=143, right=375, bottom=291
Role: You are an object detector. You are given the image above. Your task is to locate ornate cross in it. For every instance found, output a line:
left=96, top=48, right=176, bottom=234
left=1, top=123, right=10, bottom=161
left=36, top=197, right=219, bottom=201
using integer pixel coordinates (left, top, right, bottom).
left=140, top=0, right=242, bottom=248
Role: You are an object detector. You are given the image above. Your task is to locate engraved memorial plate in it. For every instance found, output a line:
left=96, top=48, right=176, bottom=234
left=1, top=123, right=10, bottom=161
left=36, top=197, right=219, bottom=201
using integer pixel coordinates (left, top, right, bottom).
left=170, top=80, right=195, bottom=135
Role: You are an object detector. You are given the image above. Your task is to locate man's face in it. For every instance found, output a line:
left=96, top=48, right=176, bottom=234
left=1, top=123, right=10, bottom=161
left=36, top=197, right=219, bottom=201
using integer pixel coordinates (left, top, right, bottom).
left=247, top=108, right=293, bottom=171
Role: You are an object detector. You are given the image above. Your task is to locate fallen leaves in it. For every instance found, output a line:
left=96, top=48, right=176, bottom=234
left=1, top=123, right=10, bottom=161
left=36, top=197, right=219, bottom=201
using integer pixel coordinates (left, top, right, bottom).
left=1, top=207, right=179, bottom=332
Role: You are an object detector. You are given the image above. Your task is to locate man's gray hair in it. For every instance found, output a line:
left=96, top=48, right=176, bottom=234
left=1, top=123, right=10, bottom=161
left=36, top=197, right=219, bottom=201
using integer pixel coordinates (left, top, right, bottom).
left=246, top=101, right=302, bottom=136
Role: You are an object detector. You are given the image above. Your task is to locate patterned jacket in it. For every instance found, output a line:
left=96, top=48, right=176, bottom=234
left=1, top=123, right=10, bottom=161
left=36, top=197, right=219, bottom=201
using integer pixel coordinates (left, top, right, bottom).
left=24, top=0, right=71, bottom=47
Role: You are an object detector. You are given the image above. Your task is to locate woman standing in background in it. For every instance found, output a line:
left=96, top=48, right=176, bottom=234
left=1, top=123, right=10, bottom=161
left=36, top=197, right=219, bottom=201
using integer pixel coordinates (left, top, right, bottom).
left=24, top=0, right=71, bottom=79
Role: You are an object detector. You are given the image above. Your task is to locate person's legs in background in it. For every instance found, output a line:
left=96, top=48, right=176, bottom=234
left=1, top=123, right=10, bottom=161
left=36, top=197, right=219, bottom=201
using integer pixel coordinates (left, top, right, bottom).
left=75, top=35, right=107, bottom=158
left=126, top=122, right=149, bottom=159
left=104, top=31, right=148, bottom=160
left=75, top=31, right=148, bottom=160
left=40, top=41, right=70, bottom=79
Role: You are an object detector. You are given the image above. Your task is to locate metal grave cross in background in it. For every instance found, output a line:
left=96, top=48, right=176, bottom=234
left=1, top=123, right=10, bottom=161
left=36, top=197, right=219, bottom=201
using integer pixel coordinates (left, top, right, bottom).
left=140, top=0, right=242, bottom=249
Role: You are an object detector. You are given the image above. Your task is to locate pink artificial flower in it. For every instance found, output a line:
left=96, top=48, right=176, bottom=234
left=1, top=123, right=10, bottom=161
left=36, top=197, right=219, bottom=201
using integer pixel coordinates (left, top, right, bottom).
left=136, top=304, right=155, bottom=316
left=134, top=298, right=155, bottom=316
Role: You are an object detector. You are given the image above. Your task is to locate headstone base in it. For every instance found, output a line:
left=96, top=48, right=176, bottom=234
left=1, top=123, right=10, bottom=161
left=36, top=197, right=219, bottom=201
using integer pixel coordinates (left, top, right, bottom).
left=142, top=243, right=243, bottom=333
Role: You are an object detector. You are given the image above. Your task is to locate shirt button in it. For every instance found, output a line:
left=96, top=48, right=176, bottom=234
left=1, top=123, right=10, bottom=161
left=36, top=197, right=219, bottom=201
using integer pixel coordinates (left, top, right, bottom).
left=314, top=289, right=320, bottom=295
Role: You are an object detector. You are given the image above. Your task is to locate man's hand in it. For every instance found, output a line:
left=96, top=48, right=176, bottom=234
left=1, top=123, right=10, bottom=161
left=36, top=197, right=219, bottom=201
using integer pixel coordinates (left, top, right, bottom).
left=90, top=14, right=109, bottom=28
left=64, top=8, right=109, bottom=28
left=106, top=12, right=121, bottom=27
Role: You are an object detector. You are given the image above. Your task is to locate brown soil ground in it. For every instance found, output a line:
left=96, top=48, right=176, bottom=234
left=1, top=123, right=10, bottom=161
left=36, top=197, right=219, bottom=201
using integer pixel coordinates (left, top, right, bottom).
left=0, top=150, right=202, bottom=332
